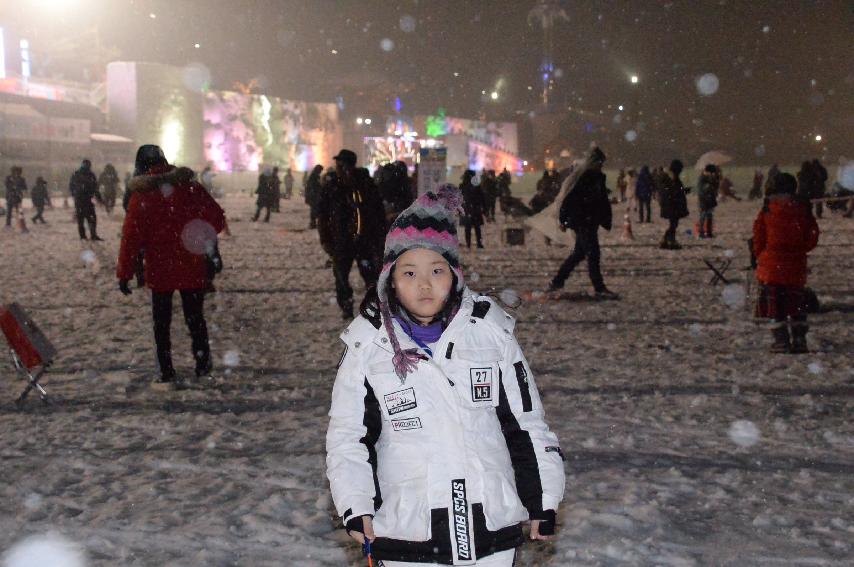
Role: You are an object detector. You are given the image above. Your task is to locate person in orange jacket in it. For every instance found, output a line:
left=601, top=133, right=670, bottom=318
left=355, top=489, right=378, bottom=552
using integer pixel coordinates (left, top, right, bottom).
left=752, top=173, right=819, bottom=353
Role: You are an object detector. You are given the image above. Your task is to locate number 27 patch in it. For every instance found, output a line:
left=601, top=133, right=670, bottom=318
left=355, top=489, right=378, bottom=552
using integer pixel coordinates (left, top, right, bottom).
left=470, top=367, right=493, bottom=402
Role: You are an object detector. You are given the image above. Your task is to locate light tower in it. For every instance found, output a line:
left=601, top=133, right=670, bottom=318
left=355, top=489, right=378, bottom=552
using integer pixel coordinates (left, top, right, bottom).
left=527, top=0, right=569, bottom=109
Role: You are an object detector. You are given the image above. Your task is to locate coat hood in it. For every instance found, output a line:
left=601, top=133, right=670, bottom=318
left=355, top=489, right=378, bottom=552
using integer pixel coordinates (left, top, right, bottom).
left=128, top=166, right=196, bottom=194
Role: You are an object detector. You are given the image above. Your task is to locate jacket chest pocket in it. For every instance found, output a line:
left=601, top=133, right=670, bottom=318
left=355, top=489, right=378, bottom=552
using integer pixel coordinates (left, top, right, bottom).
left=448, top=347, right=502, bottom=409
left=369, top=361, right=421, bottom=421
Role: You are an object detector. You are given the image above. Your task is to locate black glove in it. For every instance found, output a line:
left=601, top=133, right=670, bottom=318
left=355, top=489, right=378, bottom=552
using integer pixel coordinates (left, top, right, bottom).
left=118, top=279, right=132, bottom=296
left=345, top=515, right=372, bottom=536
left=532, top=509, right=556, bottom=536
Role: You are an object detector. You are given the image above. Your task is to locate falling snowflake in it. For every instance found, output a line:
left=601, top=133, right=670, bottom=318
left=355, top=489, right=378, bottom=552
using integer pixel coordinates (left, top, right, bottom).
left=696, top=73, right=720, bottom=96
left=499, top=289, right=520, bottom=307
left=399, top=15, right=416, bottom=33
left=2, top=534, right=87, bottom=567
left=79, top=250, right=96, bottom=265
left=180, top=219, right=217, bottom=255
left=721, top=284, right=745, bottom=310
left=380, top=38, right=395, bottom=52
left=223, top=350, right=241, bottom=367
left=624, top=130, right=638, bottom=142
left=728, top=420, right=761, bottom=448
left=181, top=63, right=211, bottom=93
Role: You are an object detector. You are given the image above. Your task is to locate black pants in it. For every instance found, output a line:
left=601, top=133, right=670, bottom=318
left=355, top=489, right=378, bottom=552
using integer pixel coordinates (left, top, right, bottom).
left=5, top=201, right=20, bottom=226
left=486, top=198, right=496, bottom=221
left=664, top=218, right=679, bottom=243
left=464, top=222, right=483, bottom=248
left=75, top=205, right=98, bottom=238
left=552, top=227, right=605, bottom=291
left=151, top=289, right=211, bottom=378
left=32, top=203, right=46, bottom=223
left=638, top=198, right=652, bottom=223
left=253, top=205, right=271, bottom=222
left=332, top=249, right=379, bottom=316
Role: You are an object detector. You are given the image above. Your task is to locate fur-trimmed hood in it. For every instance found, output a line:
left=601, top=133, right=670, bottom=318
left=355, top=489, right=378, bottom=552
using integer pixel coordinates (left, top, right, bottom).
left=128, top=166, right=196, bottom=194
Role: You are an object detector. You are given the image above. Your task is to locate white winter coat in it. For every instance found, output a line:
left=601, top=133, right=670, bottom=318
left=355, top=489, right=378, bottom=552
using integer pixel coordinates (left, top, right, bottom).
left=326, top=290, right=565, bottom=565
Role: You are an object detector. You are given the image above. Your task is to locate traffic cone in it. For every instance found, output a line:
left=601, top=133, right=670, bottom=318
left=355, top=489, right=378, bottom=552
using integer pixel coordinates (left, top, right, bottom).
left=17, top=208, right=28, bottom=233
left=620, top=213, right=634, bottom=241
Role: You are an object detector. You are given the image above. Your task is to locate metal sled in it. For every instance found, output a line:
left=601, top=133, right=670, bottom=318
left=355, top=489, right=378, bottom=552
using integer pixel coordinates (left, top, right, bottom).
left=0, top=303, right=56, bottom=406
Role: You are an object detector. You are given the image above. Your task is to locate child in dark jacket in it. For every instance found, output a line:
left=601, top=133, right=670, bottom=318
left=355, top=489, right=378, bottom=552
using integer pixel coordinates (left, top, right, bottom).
left=752, top=173, right=820, bottom=353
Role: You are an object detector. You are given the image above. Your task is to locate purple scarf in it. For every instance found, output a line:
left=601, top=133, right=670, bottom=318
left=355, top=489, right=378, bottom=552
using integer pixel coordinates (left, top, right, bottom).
left=395, top=316, right=443, bottom=346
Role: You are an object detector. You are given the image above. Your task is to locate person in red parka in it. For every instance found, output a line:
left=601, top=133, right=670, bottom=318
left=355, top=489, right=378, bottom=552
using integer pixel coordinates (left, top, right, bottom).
left=117, top=145, right=227, bottom=383
left=752, top=173, right=819, bottom=354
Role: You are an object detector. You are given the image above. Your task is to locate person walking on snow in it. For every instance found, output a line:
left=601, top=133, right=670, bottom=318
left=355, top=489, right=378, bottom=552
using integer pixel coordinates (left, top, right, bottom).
left=696, top=164, right=719, bottom=238
left=99, top=163, right=120, bottom=214
left=283, top=167, right=294, bottom=201
left=30, top=176, right=51, bottom=224
left=658, top=159, right=689, bottom=250
left=4, top=166, right=27, bottom=228
left=253, top=168, right=275, bottom=222
left=635, top=165, right=654, bottom=223
left=753, top=173, right=819, bottom=353
left=460, top=169, right=486, bottom=249
left=548, top=146, right=617, bottom=298
left=317, top=149, right=387, bottom=319
left=326, top=183, right=565, bottom=566
left=69, top=159, right=103, bottom=240
left=117, top=145, right=227, bottom=383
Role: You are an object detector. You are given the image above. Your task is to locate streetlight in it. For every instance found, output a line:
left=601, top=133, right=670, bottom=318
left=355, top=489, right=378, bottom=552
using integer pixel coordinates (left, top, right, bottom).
left=490, top=91, right=499, bottom=100
left=630, top=74, right=639, bottom=84
left=629, top=74, right=640, bottom=126
left=815, top=134, right=822, bottom=142
left=356, top=117, right=363, bottom=125
left=364, top=118, right=372, bottom=125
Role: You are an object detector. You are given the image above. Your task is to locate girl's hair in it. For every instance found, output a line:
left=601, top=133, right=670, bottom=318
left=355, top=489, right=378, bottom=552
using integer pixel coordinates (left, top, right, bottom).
left=360, top=265, right=463, bottom=330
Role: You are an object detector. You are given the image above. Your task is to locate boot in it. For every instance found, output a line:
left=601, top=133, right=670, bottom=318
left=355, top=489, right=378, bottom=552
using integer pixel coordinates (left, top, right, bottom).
left=790, top=323, right=809, bottom=354
left=770, top=324, right=790, bottom=353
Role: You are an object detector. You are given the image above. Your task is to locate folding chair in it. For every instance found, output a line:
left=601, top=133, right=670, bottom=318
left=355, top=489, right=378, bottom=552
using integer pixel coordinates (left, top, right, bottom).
left=703, top=258, right=732, bottom=286
left=0, top=303, right=57, bottom=406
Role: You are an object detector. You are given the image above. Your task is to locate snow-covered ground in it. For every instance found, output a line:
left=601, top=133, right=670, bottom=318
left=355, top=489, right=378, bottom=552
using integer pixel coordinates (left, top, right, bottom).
left=1, top=195, right=852, bottom=566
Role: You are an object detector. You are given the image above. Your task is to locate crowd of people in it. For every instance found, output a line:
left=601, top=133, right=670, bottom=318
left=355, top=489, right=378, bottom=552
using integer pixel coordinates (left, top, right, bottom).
left=3, top=148, right=847, bottom=372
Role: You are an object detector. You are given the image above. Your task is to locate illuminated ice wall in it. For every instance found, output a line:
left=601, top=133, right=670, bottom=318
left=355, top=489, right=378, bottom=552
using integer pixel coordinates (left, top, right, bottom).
left=203, top=91, right=342, bottom=172
left=416, top=113, right=519, bottom=155
left=107, top=62, right=204, bottom=167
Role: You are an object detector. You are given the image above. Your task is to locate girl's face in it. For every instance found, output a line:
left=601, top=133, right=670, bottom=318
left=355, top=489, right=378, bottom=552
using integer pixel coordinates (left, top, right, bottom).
left=392, top=248, right=454, bottom=325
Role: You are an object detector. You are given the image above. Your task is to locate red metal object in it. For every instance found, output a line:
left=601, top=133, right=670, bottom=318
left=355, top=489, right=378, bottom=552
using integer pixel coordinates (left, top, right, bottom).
left=1, top=303, right=55, bottom=369
left=1, top=303, right=56, bottom=405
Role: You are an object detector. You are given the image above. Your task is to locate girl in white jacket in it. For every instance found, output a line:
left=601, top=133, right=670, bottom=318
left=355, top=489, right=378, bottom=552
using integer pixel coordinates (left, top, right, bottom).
left=326, top=184, right=565, bottom=566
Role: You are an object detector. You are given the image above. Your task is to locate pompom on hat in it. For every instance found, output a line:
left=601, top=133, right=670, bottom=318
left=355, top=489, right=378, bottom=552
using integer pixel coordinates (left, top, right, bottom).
left=376, top=183, right=464, bottom=381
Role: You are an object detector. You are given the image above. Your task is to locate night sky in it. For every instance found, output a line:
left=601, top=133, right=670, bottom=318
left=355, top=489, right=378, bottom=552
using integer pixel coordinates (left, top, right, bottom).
left=2, top=0, right=852, bottom=164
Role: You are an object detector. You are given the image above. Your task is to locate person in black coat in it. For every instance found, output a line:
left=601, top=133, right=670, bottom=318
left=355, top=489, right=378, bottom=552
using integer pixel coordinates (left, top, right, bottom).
left=304, top=164, right=324, bottom=229
left=317, top=149, right=387, bottom=318
left=69, top=159, right=103, bottom=240
left=658, top=159, right=689, bottom=249
left=460, top=169, right=486, bottom=248
left=549, top=147, right=616, bottom=298
left=4, top=166, right=27, bottom=227
left=31, top=176, right=51, bottom=224
left=253, top=168, right=275, bottom=222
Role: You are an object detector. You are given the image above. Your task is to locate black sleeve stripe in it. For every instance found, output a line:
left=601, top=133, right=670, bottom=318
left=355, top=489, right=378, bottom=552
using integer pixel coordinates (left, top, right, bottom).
left=361, top=379, right=383, bottom=512
left=495, top=370, right=544, bottom=515
left=471, top=300, right=491, bottom=319
left=445, top=342, right=455, bottom=359
left=513, top=361, right=532, bottom=413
